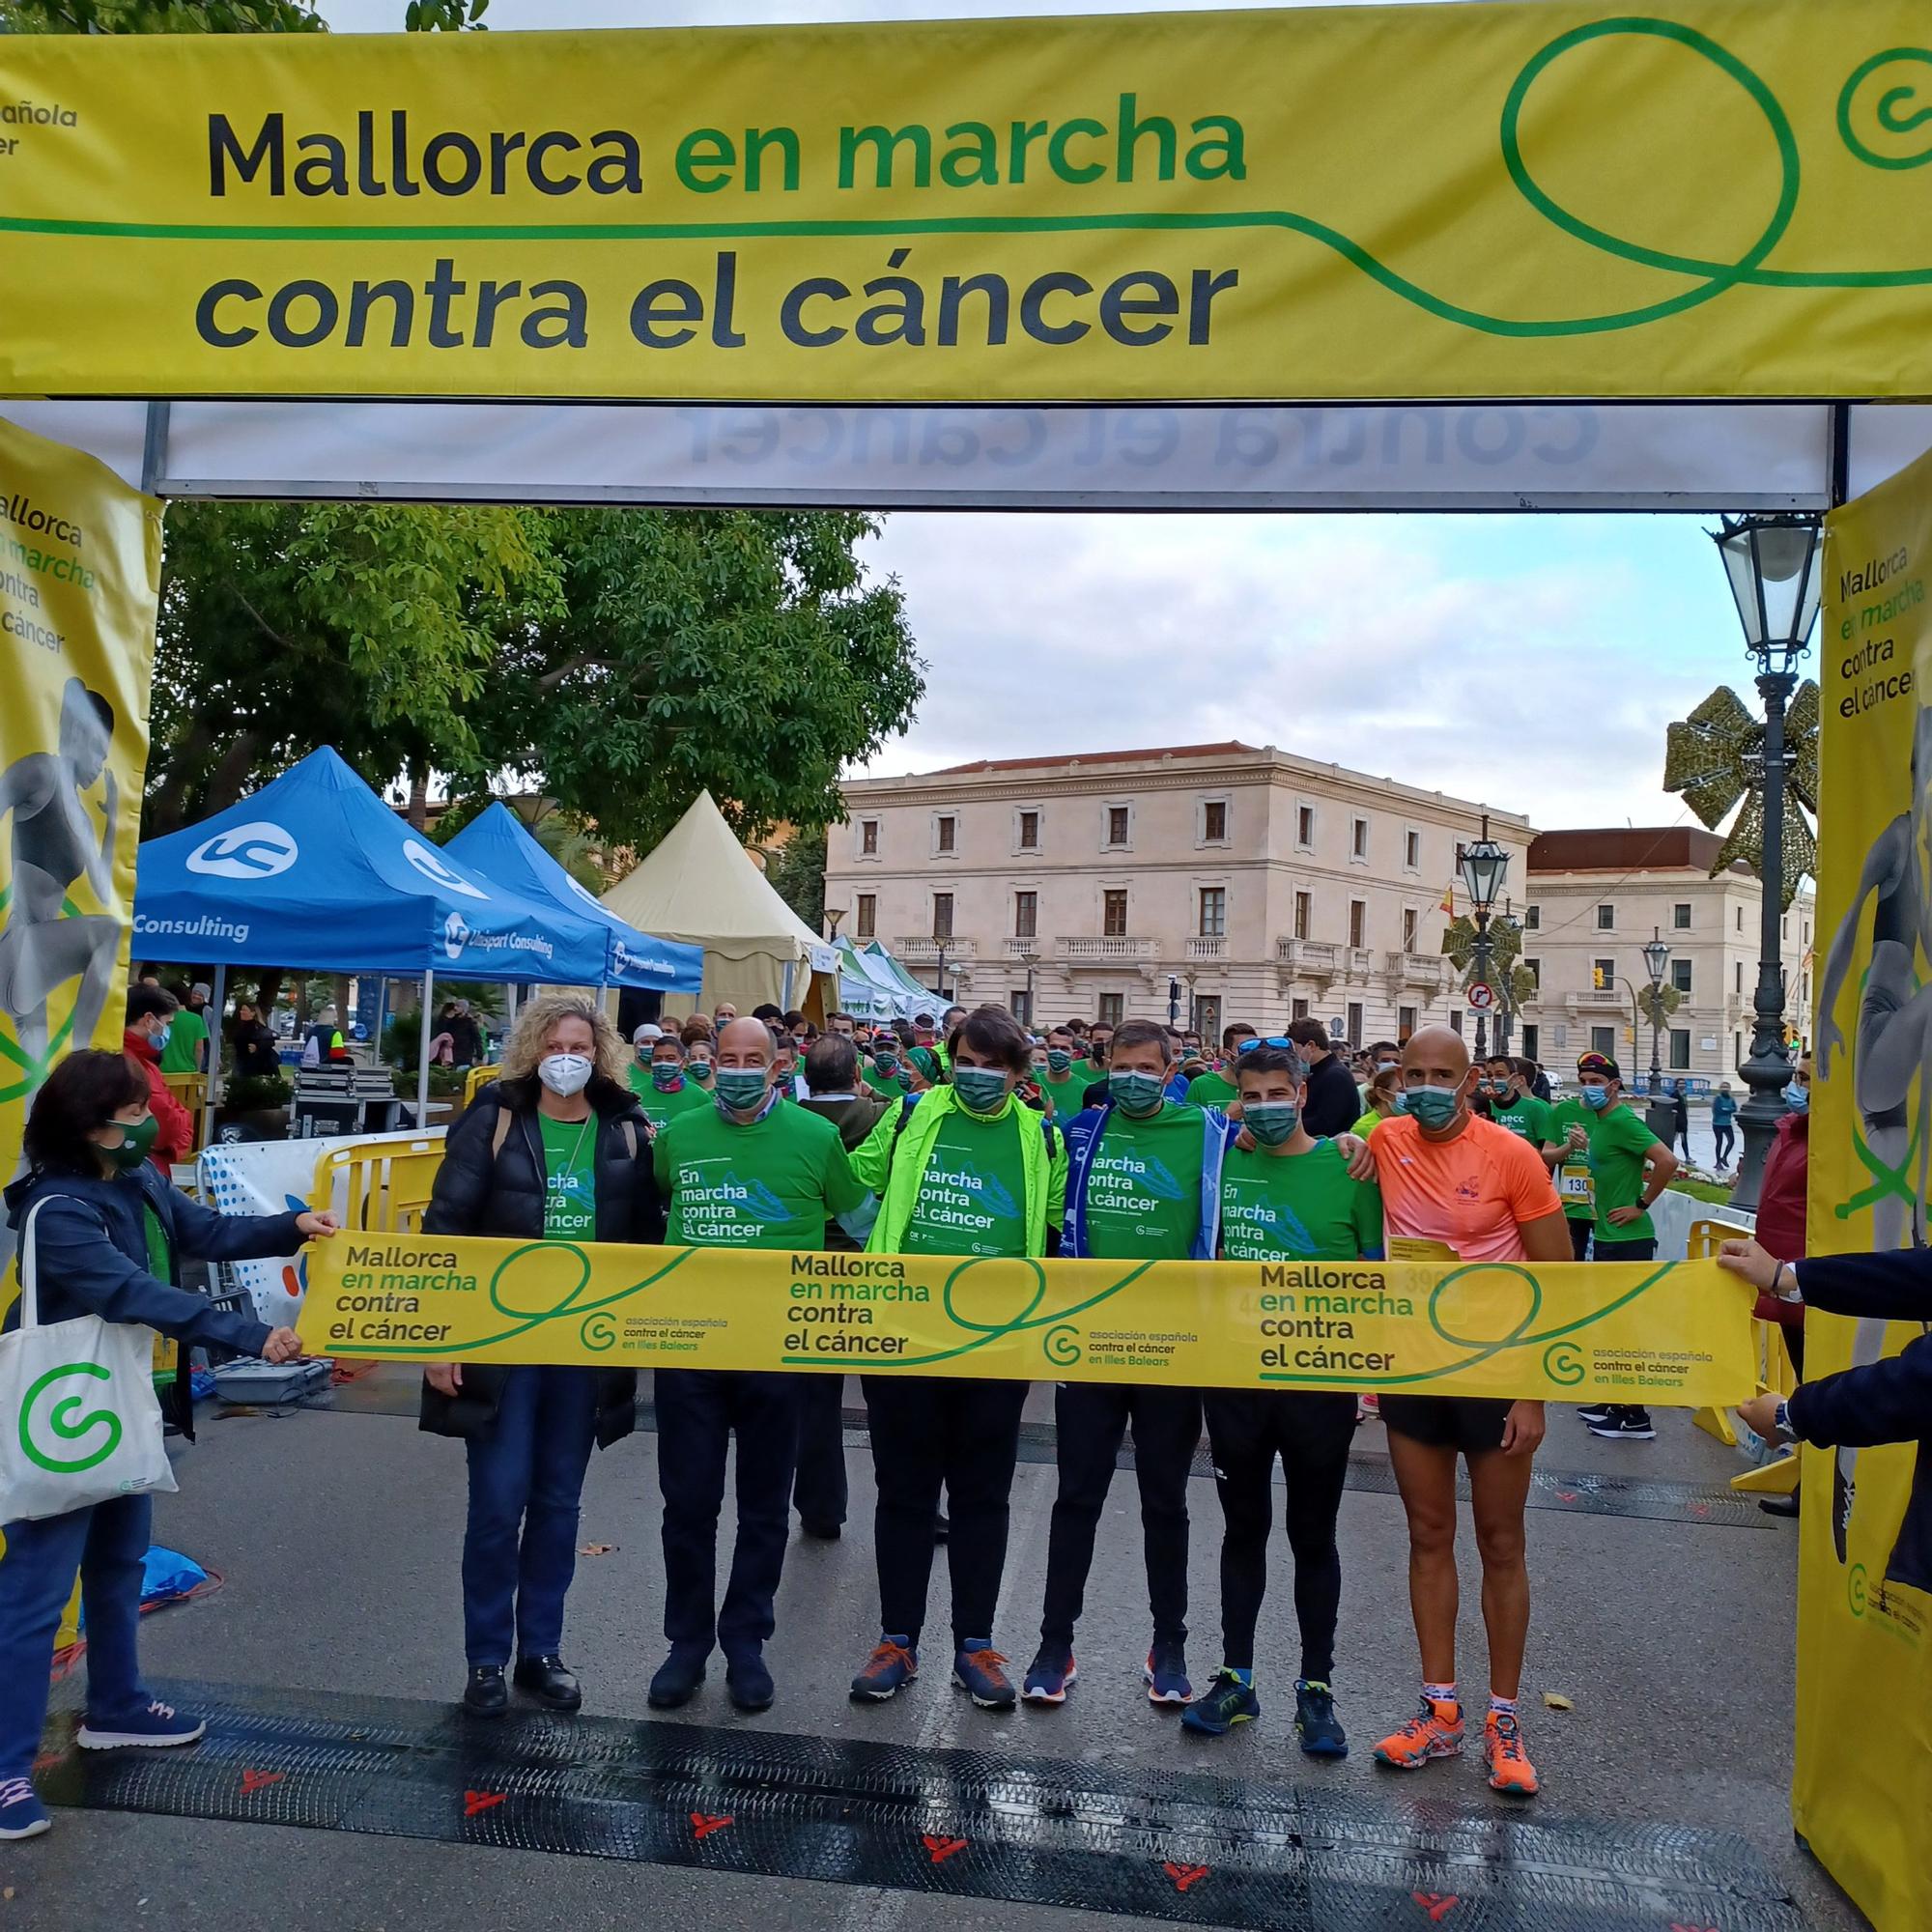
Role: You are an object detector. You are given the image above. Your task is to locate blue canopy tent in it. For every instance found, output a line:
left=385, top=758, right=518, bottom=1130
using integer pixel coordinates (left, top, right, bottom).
left=442, top=802, right=701, bottom=999
left=134, top=748, right=619, bottom=1124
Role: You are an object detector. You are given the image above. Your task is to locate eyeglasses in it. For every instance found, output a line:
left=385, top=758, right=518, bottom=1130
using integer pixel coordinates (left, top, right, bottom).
left=1236, top=1037, right=1296, bottom=1054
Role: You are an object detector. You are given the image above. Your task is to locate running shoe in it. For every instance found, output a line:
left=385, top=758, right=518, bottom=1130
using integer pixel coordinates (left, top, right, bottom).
left=1587, top=1408, right=1656, bottom=1440
left=1180, top=1670, right=1259, bottom=1737
left=1021, top=1644, right=1077, bottom=1706
left=1484, top=1710, right=1540, bottom=1796
left=849, top=1638, right=919, bottom=1702
left=1294, top=1680, right=1348, bottom=1758
left=0, top=1778, right=49, bottom=1841
left=953, top=1640, right=1016, bottom=1710
left=1372, top=1696, right=1464, bottom=1770
left=1145, top=1640, right=1194, bottom=1706
left=77, top=1699, right=206, bottom=1750
left=1576, top=1403, right=1614, bottom=1423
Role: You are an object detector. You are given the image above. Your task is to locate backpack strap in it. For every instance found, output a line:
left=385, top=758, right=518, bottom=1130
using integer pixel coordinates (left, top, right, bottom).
left=619, top=1119, right=639, bottom=1162
left=490, top=1102, right=514, bottom=1163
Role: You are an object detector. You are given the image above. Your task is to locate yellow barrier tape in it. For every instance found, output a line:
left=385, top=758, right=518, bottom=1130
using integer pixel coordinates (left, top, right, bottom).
left=303, top=1235, right=1756, bottom=1405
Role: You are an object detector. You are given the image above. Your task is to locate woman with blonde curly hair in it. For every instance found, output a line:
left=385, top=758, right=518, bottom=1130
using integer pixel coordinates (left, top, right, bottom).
left=419, top=990, right=663, bottom=1719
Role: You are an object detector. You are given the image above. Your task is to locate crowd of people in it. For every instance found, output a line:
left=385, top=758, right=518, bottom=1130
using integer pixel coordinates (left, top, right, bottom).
left=0, top=994, right=1908, bottom=1848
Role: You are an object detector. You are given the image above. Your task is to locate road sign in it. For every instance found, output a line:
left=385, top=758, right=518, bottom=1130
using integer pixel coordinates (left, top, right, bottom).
left=1467, top=982, right=1497, bottom=1011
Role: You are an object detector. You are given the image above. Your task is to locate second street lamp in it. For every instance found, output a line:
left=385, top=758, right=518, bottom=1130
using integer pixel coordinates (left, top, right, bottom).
left=1457, top=813, right=1510, bottom=1062
left=1640, top=925, right=1674, bottom=1142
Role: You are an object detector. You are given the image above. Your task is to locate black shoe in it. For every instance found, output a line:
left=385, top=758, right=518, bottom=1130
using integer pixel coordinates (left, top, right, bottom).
left=800, top=1520, right=842, bottom=1541
left=933, top=1512, right=951, bottom=1544
left=1577, top=1403, right=1613, bottom=1423
left=513, top=1654, right=582, bottom=1712
left=1759, top=1490, right=1802, bottom=1520
left=462, top=1665, right=508, bottom=1717
left=648, top=1644, right=710, bottom=1710
left=1586, top=1408, right=1656, bottom=1440
left=725, top=1650, right=776, bottom=1713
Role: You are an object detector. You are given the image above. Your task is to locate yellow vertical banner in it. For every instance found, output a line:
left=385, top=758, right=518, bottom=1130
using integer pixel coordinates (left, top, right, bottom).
left=0, top=417, right=163, bottom=1297
left=1804, top=447, right=1932, bottom=1932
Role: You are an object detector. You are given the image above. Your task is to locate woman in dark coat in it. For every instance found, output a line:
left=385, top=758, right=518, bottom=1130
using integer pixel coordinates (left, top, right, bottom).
left=420, top=992, right=662, bottom=1719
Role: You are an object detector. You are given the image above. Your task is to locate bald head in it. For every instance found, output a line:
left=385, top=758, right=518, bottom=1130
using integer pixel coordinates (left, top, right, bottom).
left=717, top=1017, right=775, bottom=1065
left=1403, top=1025, right=1470, bottom=1083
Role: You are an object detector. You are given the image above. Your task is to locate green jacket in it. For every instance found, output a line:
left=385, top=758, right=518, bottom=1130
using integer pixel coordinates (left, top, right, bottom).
left=855, top=1087, right=1065, bottom=1258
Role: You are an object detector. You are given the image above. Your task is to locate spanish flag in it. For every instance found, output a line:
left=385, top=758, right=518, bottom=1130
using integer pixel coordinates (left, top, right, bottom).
left=1438, top=882, right=1455, bottom=917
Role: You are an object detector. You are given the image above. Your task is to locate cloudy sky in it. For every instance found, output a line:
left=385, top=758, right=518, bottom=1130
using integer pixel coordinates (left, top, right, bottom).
left=315, top=0, right=1774, bottom=831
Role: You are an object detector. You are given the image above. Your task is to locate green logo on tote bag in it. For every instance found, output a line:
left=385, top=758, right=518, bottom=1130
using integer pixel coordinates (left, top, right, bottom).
left=19, top=1362, right=124, bottom=1474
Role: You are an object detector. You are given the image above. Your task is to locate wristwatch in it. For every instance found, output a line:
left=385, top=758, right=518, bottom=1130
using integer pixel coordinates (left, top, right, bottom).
left=1771, top=1399, right=1799, bottom=1445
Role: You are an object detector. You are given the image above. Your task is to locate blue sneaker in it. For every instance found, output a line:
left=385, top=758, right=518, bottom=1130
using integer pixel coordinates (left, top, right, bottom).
left=1181, top=1669, right=1260, bottom=1736
left=0, top=1777, right=50, bottom=1840
left=952, top=1639, right=1016, bottom=1711
left=1145, top=1640, right=1193, bottom=1706
left=850, top=1636, right=919, bottom=1702
left=1294, top=1680, right=1349, bottom=1757
left=76, top=1697, right=206, bottom=1750
left=1021, top=1643, right=1077, bottom=1706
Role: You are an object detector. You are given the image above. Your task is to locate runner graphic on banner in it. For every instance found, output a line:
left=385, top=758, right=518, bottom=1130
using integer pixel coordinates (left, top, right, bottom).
left=0, top=416, right=162, bottom=1295
left=1802, top=442, right=1932, bottom=1932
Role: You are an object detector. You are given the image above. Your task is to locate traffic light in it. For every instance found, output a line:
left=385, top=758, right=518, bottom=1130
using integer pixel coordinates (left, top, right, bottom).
left=1593, top=965, right=1607, bottom=990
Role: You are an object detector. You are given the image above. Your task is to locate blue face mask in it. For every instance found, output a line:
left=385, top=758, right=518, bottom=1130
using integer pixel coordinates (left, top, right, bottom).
left=1108, top=1069, right=1166, bottom=1116
left=1402, top=1084, right=1463, bottom=1129
left=1580, top=1085, right=1611, bottom=1111
left=873, top=1053, right=899, bottom=1077
left=1243, top=1100, right=1300, bottom=1147
left=1783, top=1081, right=1809, bottom=1112
left=153, top=1024, right=172, bottom=1052
left=952, top=1065, right=1011, bottom=1115
left=686, top=1060, right=713, bottom=1084
left=651, top=1064, right=683, bottom=1092
left=1046, top=1049, right=1072, bottom=1074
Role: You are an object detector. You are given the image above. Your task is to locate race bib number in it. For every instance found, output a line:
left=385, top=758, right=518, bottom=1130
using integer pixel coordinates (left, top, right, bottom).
left=1558, top=1161, right=1595, bottom=1210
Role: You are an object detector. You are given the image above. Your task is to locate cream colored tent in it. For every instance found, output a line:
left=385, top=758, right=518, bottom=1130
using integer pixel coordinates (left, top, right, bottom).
left=602, top=791, right=838, bottom=1019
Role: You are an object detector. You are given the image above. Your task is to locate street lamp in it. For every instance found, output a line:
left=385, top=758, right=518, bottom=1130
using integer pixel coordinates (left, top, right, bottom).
left=1457, top=812, right=1510, bottom=1062
left=1640, top=924, right=1674, bottom=1140
left=824, top=904, right=848, bottom=941
left=1712, top=511, right=1824, bottom=1208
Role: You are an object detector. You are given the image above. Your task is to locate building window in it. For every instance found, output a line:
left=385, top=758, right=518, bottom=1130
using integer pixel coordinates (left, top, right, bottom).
left=1102, top=890, right=1128, bottom=937
left=935, top=814, right=956, bottom=854
left=1398, top=1004, right=1418, bottom=1037
left=1804, top=918, right=1811, bottom=946
left=1671, top=957, right=1692, bottom=994
left=1097, top=992, right=1124, bottom=1027
left=1349, top=899, right=1367, bottom=948
left=1017, top=809, right=1039, bottom=851
left=1350, top=816, right=1370, bottom=861
left=1346, top=1001, right=1364, bottom=1046
left=1523, top=956, right=1541, bottom=988
left=1293, top=891, right=1313, bottom=941
left=1199, top=888, right=1227, bottom=938
left=1202, top=800, right=1228, bottom=842
left=856, top=893, right=876, bottom=938
left=931, top=893, right=953, bottom=939
left=1013, top=891, right=1037, bottom=940
left=1591, top=1024, right=1616, bottom=1057
left=1521, top=1023, right=1540, bottom=1061
left=860, top=818, right=879, bottom=856
left=1736, top=905, right=1744, bottom=932
left=1009, top=987, right=1033, bottom=1026
left=1782, top=914, right=1790, bottom=941
left=1735, top=1031, right=1745, bottom=1067
left=1105, top=804, right=1130, bottom=848
left=1449, top=1009, right=1464, bottom=1037
left=1291, top=996, right=1310, bottom=1022
left=1402, top=907, right=1419, bottom=952
left=1596, top=903, right=1615, bottom=929
left=1673, top=902, right=1691, bottom=929
left=1592, top=956, right=1615, bottom=989
left=1296, top=804, right=1315, bottom=849
left=1669, top=1028, right=1691, bottom=1070
left=1404, top=828, right=1421, bottom=870
left=1524, top=903, right=1541, bottom=930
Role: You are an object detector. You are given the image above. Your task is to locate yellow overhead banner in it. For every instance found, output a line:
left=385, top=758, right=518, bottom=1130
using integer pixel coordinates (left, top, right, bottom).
left=1, top=3, right=1930, bottom=401
left=1800, top=446, right=1932, bottom=1932
left=303, top=1234, right=1756, bottom=1405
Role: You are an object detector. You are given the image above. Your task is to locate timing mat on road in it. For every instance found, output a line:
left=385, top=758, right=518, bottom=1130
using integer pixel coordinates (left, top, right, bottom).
left=39, top=1677, right=1804, bottom=1930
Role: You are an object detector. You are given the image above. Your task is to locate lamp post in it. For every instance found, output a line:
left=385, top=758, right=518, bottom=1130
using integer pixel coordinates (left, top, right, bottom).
left=1711, top=512, right=1823, bottom=1208
left=1640, top=925, right=1674, bottom=1141
left=1458, top=813, right=1510, bottom=1063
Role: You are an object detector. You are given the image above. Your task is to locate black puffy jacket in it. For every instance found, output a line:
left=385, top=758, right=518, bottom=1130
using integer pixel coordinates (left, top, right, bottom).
left=417, top=1073, right=664, bottom=1447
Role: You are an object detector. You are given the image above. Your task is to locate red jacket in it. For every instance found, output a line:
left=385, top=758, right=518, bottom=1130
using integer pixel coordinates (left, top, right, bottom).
left=125, top=1026, right=192, bottom=1170
left=1751, top=1111, right=1809, bottom=1325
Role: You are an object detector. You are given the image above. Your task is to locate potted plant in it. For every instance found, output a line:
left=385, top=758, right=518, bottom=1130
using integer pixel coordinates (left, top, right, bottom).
left=213, top=1071, right=293, bottom=1142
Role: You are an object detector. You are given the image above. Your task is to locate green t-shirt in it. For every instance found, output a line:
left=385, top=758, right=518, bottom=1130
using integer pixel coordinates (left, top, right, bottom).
left=538, top=1112, right=599, bottom=1241
left=654, top=1099, right=867, bottom=1249
left=1080, top=1102, right=1208, bottom=1260
left=1219, top=1139, right=1384, bottom=1263
left=1547, top=1097, right=1660, bottom=1238
left=159, top=1008, right=207, bottom=1074
left=1492, top=1093, right=1554, bottom=1148
left=629, top=1068, right=710, bottom=1135
left=899, top=1107, right=1031, bottom=1258
left=1037, top=1070, right=1088, bottom=1117
left=865, top=1063, right=903, bottom=1096
left=1184, top=1068, right=1238, bottom=1111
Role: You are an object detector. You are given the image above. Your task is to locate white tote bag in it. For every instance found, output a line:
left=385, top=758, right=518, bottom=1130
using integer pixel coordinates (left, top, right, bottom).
left=0, top=1197, right=177, bottom=1523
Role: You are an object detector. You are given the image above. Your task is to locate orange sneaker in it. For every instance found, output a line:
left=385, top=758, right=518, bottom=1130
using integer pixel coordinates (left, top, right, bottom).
left=1372, top=1695, right=1463, bottom=1770
left=1484, top=1710, right=1540, bottom=1797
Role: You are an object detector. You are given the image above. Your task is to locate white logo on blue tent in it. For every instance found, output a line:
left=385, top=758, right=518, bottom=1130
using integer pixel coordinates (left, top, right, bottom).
left=612, top=939, right=633, bottom=975
left=185, top=820, right=298, bottom=881
left=404, top=838, right=489, bottom=901
left=442, top=912, right=471, bottom=960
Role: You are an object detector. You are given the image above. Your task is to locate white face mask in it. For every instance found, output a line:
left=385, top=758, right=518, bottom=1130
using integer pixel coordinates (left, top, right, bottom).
left=538, top=1052, right=594, bottom=1097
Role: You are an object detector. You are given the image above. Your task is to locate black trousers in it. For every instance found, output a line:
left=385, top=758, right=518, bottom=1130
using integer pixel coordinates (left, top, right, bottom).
left=1039, top=1382, right=1202, bottom=1648
left=1202, top=1390, right=1357, bottom=1679
left=1589, top=1236, right=1659, bottom=1425
left=1568, top=1216, right=1594, bottom=1260
left=791, top=1373, right=850, bottom=1530
left=654, top=1368, right=800, bottom=1656
left=1713, top=1125, right=1736, bottom=1165
left=862, top=1375, right=1029, bottom=1649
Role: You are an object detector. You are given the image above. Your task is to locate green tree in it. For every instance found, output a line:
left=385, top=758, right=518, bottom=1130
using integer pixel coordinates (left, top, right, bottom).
left=475, top=509, right=923, bottom=853
left=1, top=1, right=323, bottom=27
left=762, top=829, right=828, bottom=935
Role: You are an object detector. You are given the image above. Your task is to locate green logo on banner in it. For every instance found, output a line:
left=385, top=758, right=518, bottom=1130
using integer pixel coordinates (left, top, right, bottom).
left=19, top=1362, right=124, bottom=1474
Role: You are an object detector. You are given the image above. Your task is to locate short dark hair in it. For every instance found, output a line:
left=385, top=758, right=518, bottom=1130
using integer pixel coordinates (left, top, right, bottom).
left=783, top=1009, right=807, bottom=1029
left=805, top=1035, right=860, bottom=1093
left=1286, top=1017, right=1329, bottom=1049
left=127, top=983, right=178, bottom=1026
left=23, top=1048, right=148, bottom=1175
left=950, top=1004, right=1030, bottom=1074
left=1111, top=1018, right=1170, bottom=1059
left=1236, top=1046, right=1302, bottom=1086
left=1223, top=1022, right=1257, bottom=1050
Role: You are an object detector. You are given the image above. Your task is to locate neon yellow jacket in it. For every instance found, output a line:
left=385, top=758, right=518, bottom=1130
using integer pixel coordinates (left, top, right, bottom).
left=854, top=1088, right=1066, bottom=1257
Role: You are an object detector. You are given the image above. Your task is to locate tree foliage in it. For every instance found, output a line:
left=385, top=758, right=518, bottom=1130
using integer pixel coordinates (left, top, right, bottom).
left=1, top=0, right=324, bottom=29
left=762, top=829, right=829, bottom=936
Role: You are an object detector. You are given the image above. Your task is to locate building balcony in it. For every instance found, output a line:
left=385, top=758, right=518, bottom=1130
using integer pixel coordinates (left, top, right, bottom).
left=1385, top=951, right=1449, bottom=992
left=1002, top=935, right=1044, bottom=959
left=1058, top=935, right=1158, bottom=972
left=896, top=936, right=978, bottom=961
left=1184, top=935, right=1228, bottom=961
left=1344, top=946, right=1377, bottom=980
left=1276, top=937, right=1341, bottom=976
left=1564, top=988, right=1627, bottom=1016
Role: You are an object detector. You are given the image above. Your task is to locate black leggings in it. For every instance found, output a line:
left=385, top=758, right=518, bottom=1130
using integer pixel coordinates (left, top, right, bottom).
left=1203, top=1389, right=1357, bottom=1679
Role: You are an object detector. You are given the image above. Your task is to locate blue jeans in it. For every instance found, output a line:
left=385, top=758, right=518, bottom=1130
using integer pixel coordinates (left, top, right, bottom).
left=462, top=1366, right=599, bottom=1667
left=0, top=1493, right=151, bottom=1780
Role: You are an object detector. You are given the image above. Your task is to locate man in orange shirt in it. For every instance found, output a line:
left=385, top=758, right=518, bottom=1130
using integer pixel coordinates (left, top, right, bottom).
left=1360, top=1025, right=1571, bottom=1800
